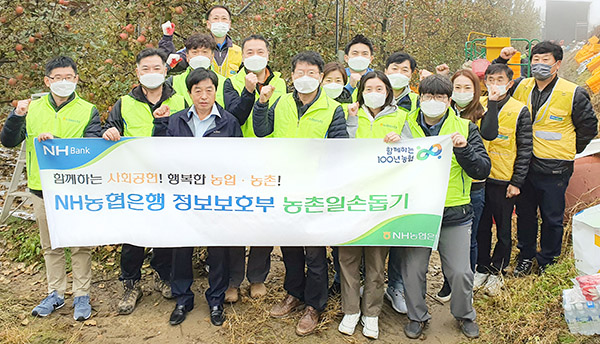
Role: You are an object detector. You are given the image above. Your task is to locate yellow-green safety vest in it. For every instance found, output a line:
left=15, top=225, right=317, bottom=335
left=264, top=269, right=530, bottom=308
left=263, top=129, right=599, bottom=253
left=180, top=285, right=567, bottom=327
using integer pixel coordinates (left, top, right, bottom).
left=26, top=93, right=96, bottom=190
left=355, top=107, right=408, bottom=139
left=121, top=93, right=186, bottom=137
left=272, top=90, right=340, bottom=138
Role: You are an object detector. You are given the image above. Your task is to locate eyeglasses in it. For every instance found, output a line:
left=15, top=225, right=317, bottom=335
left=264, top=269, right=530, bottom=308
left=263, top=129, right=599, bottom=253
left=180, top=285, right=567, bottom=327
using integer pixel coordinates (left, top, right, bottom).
left=421, top=94, right=448, bottom=102
left=47, top=75, right=76, bottom=82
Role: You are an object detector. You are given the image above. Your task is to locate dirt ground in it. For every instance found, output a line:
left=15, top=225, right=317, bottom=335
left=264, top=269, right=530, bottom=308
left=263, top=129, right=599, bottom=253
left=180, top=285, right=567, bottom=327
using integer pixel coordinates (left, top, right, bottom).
left=0, top=245, right=469, bottom=344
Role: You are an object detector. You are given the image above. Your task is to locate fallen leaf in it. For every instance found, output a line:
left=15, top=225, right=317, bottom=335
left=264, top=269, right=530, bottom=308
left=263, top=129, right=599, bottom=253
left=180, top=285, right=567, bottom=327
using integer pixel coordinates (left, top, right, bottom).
left=84, top=319, right=97, bottom=326
left=21, top=318, right=29, bottom=326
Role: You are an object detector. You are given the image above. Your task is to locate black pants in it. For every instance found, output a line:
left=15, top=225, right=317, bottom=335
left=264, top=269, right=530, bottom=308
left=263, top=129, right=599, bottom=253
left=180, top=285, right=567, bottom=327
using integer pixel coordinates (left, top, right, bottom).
left=228, top=246, right=273, bottom=287
left=281, top=246, right=328, bottom=311
left=170, top=247, right=230, bottom=309
left=516, top=170, right=572, bottom=267
left=476, top=182, right=516, bottom=274
left=120, top=244, right=171, bottom=281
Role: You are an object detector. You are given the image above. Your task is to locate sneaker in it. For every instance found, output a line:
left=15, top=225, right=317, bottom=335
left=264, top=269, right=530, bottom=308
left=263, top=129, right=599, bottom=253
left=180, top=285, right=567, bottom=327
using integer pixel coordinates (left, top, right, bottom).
left=459, top=319, right=480, bottom=338
left=513, top=258, right=533, bottom=276
left=118, top=280, right=142, bottom=315
left=32, top=291, right=65, bottom=317
left=483, top=274, right=504, bottom=296
left=404, top=320, right=426, bottom=339
left=361, top=315, right=379, bottom=339
left=338, top=312, right=361, bottom=336
left=473, top=272, right=490, bottom=289
left=436, top=279, right=451, bottom=303
left=385, top=286, right=407, bottom=314
left=224, top=287, right=239, bottom=303
left=153, top=272, right=173, bottom=299
left=73, top=295, right=92, bottom=321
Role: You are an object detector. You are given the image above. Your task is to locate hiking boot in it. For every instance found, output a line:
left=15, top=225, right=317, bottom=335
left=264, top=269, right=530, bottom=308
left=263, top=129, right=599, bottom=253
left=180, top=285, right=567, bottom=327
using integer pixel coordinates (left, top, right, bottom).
left=73, top=295, right=92, bottom=321
left=250, top=283, right=267, bottom=299
left=295, top=306, right=320, bottom=336
left=483, top=274, right=504, bottom=296
left=153, top=272, right=173, bottom=299
left=404, top=320, right=426, bottom=339
left=118, top=280, right=142, bottom=315
left=32, top=290, right=65, bottom=317
left=459, top=319, right=480, bottom=338
left=385, top=285, right=407, bottom=314
left=270, top=294, right=304, bottom=318
left=224, top=287, right=239, bottom=303
left=513, top=258, right=533, bottom=277
left=436, top=279, right=452, bottom=303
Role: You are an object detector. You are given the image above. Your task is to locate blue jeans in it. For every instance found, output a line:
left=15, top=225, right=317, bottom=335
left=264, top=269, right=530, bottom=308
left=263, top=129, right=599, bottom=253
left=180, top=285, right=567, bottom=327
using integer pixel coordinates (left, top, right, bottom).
left=470, top=187, right=485, bottom=272
left=387, top=247, right=405, bottom=292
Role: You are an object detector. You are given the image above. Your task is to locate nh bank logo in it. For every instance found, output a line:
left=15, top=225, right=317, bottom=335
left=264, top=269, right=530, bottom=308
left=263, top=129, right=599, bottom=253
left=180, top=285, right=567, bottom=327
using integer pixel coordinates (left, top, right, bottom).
left=43, top=145, right=91, bottom=156
left=416, top=144, right=442, bottom=161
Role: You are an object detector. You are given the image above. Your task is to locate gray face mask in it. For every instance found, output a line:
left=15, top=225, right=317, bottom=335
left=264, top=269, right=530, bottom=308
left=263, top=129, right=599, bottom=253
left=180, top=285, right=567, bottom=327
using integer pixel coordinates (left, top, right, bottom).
left=531, top=62, right=557, bottom=81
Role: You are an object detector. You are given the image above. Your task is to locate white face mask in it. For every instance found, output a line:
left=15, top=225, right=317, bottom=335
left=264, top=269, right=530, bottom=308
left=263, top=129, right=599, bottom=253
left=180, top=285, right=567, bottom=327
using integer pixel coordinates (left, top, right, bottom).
left=188, top=55, right=212, bottom=70
left=486, top=84, right=509, bottom=97
left=363, top=92, right=386, bottom=109
left=210, top=22, right=230, bottom=38
left=50, top=80, right=77, bottom=98
left=387, top=73, right=410, bottom=90
left=244, top=55, right=268, bottom=73
left=139, top=73, right=165, bottom=89
left=293, top=76, right=320, bottom=94
left=452, top=91, right=474, bottom=107
left=322, top=83, right=344, bottom=99
left=348, top=56, right=370, bottom=72
left=420, top=100, right=448, bottom=118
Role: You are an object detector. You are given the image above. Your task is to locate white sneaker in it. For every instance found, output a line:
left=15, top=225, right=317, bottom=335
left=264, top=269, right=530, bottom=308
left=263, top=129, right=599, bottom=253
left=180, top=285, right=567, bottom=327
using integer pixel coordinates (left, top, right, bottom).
left=385, top=286, right=407, bottom=314
left=483, top=274, right=504, bottom=296
left=338, top=312, right=361, bottom=335
left=361, top=315, right=379, bottom=339
left=473, top=272, right=490, bottom=289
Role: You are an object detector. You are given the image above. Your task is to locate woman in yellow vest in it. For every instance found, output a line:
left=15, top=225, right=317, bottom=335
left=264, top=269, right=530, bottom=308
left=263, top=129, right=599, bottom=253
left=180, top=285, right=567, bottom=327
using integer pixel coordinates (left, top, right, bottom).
left=493, top=41, right=598, bottom=275
left=385, top=74, right=490, bottom=340
left=476, top=63, right=532, bottom=296
left=322, top=62, right=353, bottom=104
left=337, top=71, right=407, bottom=339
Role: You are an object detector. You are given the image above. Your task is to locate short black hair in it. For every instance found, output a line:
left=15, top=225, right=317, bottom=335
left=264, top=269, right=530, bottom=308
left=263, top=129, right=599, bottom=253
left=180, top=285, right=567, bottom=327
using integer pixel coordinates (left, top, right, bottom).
left=205, top=5, right=231, bottom=20
left=185, top=33, right=217, bottom=51
left=291, top=51, right=325, bottom=73
left=136, top=48, right=167, bottom=64
left=356, top=71, right=394, bottom=108
left=45, top=56, right=77, bottom=76
left=344, top=34, right=374, bottom=55
left=386, top=52, right=417, bottom=72
left=241, top=34, right=270, bottom=51
left=531, top=41, right=563, bottom=61
left=419, top=74, right=452, bottom=97
left=485, top=63, right=514, bottom=80
left=186, top=68, right=219, bottom=92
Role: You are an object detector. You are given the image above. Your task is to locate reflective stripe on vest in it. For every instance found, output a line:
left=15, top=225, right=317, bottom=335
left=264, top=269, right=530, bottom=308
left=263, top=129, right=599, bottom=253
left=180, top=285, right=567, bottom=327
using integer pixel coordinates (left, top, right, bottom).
left=407, top=108, right=472, bottom=207
left=212, top=44, right=242, bottom=77
left=229, top=68, right=287, bottom=137
left=512, top=77, right=577, bottom=161
left=25, top=94, right=95, bottom=190
left=172, top=67, right=225, bottom=108
left=272, top=90, right=339, bottom=138
left=356, top=107, right=408, bottom=139
left=121, top=93, right=186, bottom=137
left=480, top=96, right=526, bottom=182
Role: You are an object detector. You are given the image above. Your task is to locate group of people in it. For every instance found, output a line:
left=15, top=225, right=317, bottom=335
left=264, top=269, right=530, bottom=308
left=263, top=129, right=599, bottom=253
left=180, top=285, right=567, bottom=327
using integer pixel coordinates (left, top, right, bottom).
left=1, top=4, right=598, bottom=341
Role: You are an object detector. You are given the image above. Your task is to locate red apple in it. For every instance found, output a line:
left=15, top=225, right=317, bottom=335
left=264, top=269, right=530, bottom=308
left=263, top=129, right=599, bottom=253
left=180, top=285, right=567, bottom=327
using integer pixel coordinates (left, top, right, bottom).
left=28, top=36, right=35, bottom=43
left=15, top=44, right=23, bottom=52
left=125, top=24, right=134, bottom=33
left=0, top=17, right=6, bottom=23
left=15, top=6, right=24, bottom=15
left=119, top=32, right=128, bottom=40
left=307, top=13, right=313, bottom=19
left=254, top=14, right=261, bottom=21
left=174, top=6, right=183, bottom=14
left=136, top=35, right=146, bottom=43
left=104, top=58, right=113, bottom=64
left=16, top=73, right=24, bottom=80
left=35, top=32, right=42, bottom=39
left=8, top=78, right=17, bottom=86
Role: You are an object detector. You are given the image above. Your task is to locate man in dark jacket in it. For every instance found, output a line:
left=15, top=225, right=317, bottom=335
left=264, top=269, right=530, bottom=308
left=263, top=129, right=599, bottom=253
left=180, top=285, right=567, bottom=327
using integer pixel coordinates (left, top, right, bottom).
left=253, top=51, right=348, bottom=337
left=494, top=41, right=598, bottom=275
left=1, top=56, right=101, bottom=321
left=153, top=68, right=242, bottom=327
left=475, top=64, right=533, bottom=295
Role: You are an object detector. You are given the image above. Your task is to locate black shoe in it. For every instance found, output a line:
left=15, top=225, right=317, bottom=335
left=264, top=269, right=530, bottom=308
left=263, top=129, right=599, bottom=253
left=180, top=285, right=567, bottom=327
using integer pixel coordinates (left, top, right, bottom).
left=538, top=263, right=549, bottom=275
left=404, top=320, right=426, bottom=339
left=436, top=278, right=452, bottom=303
left=328, top=281, right=341, bottom=296
left=210, top=305, right=225, bottom=326
left=459, top=319, right=480, bottom=338
left=513, top=258, right=533, bottom=277
left=169, top=304, right=189, bottom=325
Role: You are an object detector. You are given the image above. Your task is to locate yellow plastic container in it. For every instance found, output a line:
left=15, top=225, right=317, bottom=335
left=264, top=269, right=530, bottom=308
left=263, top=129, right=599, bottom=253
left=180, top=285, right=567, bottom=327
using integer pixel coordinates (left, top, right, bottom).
left=485, top=37, right=511, bottom=62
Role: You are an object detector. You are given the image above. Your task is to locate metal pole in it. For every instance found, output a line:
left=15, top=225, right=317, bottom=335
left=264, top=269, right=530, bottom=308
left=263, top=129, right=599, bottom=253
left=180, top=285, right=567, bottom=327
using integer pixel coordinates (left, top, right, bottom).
left=335, top=0, right=339, bottom=54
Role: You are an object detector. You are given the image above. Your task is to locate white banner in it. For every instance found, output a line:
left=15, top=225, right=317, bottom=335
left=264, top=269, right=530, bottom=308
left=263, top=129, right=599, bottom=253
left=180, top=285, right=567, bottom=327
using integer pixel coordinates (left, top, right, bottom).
left=35, top=136, right=452, bottom=248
